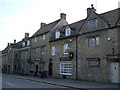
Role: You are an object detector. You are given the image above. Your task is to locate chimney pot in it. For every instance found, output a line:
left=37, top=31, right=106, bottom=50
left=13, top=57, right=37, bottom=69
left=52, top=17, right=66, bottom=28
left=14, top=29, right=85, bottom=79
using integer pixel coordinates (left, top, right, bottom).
left=60, top=13, right=66, bottom=20
left=14, top=39, right=16, bottom=44
left=87, top=4, right=96, bottom=17
left=41, top=22, right=46, bottom=28
left=25, top=33, right=29, bottom=39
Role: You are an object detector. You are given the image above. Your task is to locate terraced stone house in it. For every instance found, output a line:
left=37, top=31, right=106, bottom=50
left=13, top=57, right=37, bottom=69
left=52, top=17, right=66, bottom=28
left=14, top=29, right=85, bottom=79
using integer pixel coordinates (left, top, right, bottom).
left=2, top=5, right=120, bottom=83
left=77, top=5, right=120, bottom=83
left=30, top=13, right=68, bottom=76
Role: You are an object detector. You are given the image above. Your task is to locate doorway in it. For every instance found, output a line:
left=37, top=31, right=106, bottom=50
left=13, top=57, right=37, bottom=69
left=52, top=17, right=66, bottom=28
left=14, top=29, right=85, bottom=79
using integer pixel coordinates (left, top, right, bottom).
left=49, top=62, right=52, bottom=76
left=110, top=62, right=119, bottom=83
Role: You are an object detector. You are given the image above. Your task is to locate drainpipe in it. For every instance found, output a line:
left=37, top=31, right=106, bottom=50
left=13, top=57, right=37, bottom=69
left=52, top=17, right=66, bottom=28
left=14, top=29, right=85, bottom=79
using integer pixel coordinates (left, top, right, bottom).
left=76, top=35, right=78, bottom=80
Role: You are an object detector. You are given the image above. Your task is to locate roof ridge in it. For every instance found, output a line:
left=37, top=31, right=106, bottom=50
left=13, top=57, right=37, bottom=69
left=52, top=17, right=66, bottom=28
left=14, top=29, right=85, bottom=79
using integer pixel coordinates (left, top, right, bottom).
left=31, top=19, right=61, bottom=38
left=44, top=19, right=61, bottom=26
left=99, top=8, right=120, bottom=15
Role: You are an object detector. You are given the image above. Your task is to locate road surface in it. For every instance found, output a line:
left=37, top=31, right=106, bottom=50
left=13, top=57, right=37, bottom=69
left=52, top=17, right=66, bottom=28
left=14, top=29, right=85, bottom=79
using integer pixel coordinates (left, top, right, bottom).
left=2, top=74, right=67, bottom=89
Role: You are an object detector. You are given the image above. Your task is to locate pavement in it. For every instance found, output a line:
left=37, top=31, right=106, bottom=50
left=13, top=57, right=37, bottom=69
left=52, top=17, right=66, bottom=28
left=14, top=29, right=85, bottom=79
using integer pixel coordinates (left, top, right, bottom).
left=8, top=74, right=120, bottom=90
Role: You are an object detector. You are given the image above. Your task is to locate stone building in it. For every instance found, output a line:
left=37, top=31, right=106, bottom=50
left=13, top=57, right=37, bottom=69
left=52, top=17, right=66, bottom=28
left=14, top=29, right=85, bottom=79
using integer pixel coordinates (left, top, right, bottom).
left=49, top=19, right=85, bottom=79
left=2, top=33, right=30, bottom=75
left=18, top=33, right=31, bottom=75
left=2, top=40, right=21, bottom=74
left=30, top=13, right=68, bottom=76
left=77, top=5, right=120, bottom=83
left=1, top=5, right=120, bottom=83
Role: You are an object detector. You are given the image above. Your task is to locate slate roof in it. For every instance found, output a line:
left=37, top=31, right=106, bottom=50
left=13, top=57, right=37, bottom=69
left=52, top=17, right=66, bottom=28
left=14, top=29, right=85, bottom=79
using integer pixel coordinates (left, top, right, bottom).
left=69, top=19, right=86, bottom=32
left=31, top=19, right=61, bottom=38
left=49, top=19, right=86, bottom=41
left=2, top=41, right=22, bottom=54
left=50, top=8, right=120, bottom=42
left=98, top=8, right=120, bottom=27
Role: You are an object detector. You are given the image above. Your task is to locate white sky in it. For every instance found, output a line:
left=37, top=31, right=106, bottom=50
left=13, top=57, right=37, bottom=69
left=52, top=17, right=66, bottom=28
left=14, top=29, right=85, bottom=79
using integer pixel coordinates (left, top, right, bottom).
left=0, top=0, right=120, bottom=51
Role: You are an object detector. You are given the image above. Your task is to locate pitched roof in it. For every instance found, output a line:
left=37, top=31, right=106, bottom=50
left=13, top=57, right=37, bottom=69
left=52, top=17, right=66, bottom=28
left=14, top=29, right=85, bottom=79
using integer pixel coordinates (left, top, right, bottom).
left=59, top=19, right=86, bottom=34
left=2, top=41, right=22, bottom=54
left=98, top=8, right=120, bottom=27
left=69, top=19, right=86, bottom=32
left=31, top=19, right=61, bottom=38
left=49, top=19, right=86, bottom=42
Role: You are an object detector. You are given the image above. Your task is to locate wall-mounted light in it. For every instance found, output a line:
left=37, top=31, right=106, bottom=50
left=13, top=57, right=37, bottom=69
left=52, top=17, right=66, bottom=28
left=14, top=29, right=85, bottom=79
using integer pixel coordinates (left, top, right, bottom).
left=107, top=37, right=112, bottom=41
left=69, top=39, right=72, bottom=42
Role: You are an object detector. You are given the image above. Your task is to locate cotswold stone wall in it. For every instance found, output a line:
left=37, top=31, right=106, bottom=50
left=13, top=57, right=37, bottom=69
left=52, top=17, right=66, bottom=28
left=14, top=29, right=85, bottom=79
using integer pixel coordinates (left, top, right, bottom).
left=77, top=28, right=119, bottom=82
left=50, top=37, right=77, bottom=79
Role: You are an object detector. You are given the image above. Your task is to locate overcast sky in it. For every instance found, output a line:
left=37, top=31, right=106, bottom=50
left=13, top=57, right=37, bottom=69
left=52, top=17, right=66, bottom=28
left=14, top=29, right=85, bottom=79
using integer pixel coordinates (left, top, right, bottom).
left=0, top=0, right=119, bottom=51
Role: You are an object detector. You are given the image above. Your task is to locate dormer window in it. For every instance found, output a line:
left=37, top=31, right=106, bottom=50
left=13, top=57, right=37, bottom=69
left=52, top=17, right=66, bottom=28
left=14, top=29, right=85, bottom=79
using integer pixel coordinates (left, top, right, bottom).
left=88, top=19, right=97, bottom=29
left=22, top=42, right=25, bottom=47
left=55, top=29, right=60, bottom=39
left=65, top=26, right=71, bottom=36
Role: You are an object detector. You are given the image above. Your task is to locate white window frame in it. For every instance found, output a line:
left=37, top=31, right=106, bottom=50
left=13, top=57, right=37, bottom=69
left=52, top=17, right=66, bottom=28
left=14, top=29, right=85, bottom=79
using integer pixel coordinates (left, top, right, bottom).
left=60, top=63, right=72, bottom=75
left=63, top=43, right=69, bottom=54
left=55, top=29, right=60, bottom=39
left=88, top=36, right=99, bottom=47
left=22, top=42, right=25, bottom=47
left=51, top=46, right=56, bottom=56
left=65, top=26, right=71, bottom=36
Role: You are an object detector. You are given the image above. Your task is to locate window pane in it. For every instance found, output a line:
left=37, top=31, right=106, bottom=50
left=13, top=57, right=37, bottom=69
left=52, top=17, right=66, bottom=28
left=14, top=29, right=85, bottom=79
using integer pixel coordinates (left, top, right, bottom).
left=96, top=37, right=99, bottom=45
left=88, top=36, right=99, bottom=47
left=43, top=34, right=45, bottom=40
left=55, top=30, right=60, bottom=39
left=51, top=46, right=55, bottom=55
left=60, top=63, right=72, bottom=75
left=88, top=19, right=97, bottom=29
left=66, top=27, right=71, bottom=36
left=64, top=44, right=68, bottom=54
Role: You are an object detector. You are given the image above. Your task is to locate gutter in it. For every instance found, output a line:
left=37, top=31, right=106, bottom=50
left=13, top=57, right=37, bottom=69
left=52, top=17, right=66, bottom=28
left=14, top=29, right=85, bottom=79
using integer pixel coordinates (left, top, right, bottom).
left=76, top=35, right=78, bottom=80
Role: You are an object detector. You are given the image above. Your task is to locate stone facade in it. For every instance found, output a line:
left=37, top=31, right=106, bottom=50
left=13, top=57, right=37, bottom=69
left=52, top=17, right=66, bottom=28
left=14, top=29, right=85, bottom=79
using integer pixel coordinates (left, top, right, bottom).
left=30, top=14, right=68, bottom=76
left=77, top=27, right=120, bottom=82
left=77, top=6, right=120, bottom=83
left=49, top=37, right=77, bottom=79
left=1, top=6, right=120, bottom=83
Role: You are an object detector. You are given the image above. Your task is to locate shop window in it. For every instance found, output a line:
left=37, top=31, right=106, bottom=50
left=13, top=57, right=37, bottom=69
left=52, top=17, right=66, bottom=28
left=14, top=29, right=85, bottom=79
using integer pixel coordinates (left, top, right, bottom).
left=60, top=63, right=72, bottom=75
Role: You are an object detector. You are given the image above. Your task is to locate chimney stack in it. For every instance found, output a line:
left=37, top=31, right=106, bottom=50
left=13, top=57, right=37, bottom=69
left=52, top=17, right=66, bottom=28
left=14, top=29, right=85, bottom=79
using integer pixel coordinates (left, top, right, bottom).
left=87, top=4, right=96, bottom=17
left=25, top=33, right=29, bottom=39
left=14, top=39, right=16, bottom=44
left=60, top=13, right=66, bottom=20
left=40, top=22, right=46, bottom=28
